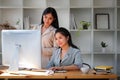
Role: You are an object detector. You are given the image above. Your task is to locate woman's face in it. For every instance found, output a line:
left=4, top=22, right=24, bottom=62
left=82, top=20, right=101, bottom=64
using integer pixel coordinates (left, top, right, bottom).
left=55, top=32, right=69, bottom=48
left=43, top=13, right=54, bottom=27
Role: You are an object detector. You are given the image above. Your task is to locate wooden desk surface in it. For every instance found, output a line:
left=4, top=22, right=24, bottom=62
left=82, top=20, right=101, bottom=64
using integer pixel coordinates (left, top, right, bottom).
left=0, top=73, right=65, bottom=79
left=0, top=66, right=118, bottom=79
left=65, top=70, right=118, bottom=79
left=0, top=66, right=65, bottom=79
left=0, top=71, right=65, bottom=79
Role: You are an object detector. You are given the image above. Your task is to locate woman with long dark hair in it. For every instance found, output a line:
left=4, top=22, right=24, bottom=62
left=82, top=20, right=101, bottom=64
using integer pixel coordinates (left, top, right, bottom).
left=32, top=7, right=59, bottom=68
left=46, top=27, right=83, bottom=71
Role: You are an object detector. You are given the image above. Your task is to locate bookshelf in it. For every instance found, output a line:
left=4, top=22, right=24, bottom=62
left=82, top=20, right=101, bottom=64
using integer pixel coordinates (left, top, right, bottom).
left=69, top=0, right=119, bottom=76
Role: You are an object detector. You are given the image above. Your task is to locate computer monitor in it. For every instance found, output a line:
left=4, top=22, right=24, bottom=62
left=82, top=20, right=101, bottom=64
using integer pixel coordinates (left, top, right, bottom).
left=1, top=30, right=41, bottom=70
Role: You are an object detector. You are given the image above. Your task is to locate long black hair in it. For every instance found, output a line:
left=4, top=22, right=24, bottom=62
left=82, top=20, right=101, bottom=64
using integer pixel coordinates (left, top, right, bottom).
left=41, top=7, right=59, bottom=29
left=55, top=27, right=78, bottom=49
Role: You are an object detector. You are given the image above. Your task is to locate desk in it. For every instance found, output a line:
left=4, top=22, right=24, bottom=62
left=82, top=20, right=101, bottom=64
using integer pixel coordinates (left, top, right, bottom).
left=0, top=66, right=65, bottom=79
left=65, top=70, right=118, bottom=80
left=0, top=66, right=118, bottom=80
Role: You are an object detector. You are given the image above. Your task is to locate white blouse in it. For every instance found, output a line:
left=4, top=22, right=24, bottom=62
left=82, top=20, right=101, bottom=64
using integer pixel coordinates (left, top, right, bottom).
left=32, top=24, right=57, bottom=68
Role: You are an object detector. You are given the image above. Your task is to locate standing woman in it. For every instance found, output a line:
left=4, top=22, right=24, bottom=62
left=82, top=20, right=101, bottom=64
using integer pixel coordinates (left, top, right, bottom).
left=46, top=27, right=83, bottom=71
left=32, top=7, right=59, bottom=68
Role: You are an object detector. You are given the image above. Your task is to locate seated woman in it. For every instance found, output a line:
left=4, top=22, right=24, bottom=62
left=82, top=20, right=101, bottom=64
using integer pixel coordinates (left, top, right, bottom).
left=46, top=27, right=83, bottom=71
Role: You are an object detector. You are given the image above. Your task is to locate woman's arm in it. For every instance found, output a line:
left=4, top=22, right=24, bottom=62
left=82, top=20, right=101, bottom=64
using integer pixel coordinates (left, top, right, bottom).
left=46, top=49, right=57, bottom=69
left=50, top=64, right=79, bottom=71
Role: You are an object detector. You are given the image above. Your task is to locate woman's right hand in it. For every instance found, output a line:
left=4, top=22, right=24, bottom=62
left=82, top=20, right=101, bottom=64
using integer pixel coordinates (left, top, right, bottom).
left=49, top=66, right=62, bottom=71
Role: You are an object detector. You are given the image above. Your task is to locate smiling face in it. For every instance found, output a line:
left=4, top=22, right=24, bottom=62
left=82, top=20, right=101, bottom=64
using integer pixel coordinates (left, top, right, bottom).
left=55, top=32, right=69, bottom=48
left=43, top=13, right=54, bottom=27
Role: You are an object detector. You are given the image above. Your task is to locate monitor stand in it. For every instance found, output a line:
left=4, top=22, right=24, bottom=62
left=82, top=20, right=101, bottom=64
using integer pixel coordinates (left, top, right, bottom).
left=8, top=44, right=21, bottom=72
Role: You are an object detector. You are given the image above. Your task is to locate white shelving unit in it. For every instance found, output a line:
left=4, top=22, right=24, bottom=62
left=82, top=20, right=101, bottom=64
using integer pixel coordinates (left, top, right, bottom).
left=117, top=0, right=120, bottom=76
left=0, top=0, right=120, bottom=76
left=70, top=0, right=119, bottom=76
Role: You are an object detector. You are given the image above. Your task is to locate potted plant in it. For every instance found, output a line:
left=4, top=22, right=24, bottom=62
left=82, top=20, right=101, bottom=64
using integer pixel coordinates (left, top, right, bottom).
left=16, top=18, right=20, bottom=25
left=101, top=41, right=108, bottom=53
left=80, top=21, right=91, bottom=29
left=15, top=18, right=21, bottom=29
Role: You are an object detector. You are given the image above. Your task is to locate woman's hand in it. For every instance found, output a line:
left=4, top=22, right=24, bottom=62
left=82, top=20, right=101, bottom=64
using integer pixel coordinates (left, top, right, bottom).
left=49, top=66, right=62, bottom=71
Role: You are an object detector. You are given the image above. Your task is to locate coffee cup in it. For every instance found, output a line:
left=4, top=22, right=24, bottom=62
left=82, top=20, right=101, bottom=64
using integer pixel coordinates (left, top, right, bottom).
left=81, top=66, right=90, bottom=74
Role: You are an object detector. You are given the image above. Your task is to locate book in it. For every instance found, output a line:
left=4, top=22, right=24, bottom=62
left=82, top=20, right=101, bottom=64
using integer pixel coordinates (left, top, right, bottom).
left=23, top=16, right=30, bottom=29
left=70, top=13, right=77, bottom=30
left=94, top=65, right=113, bottom=70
